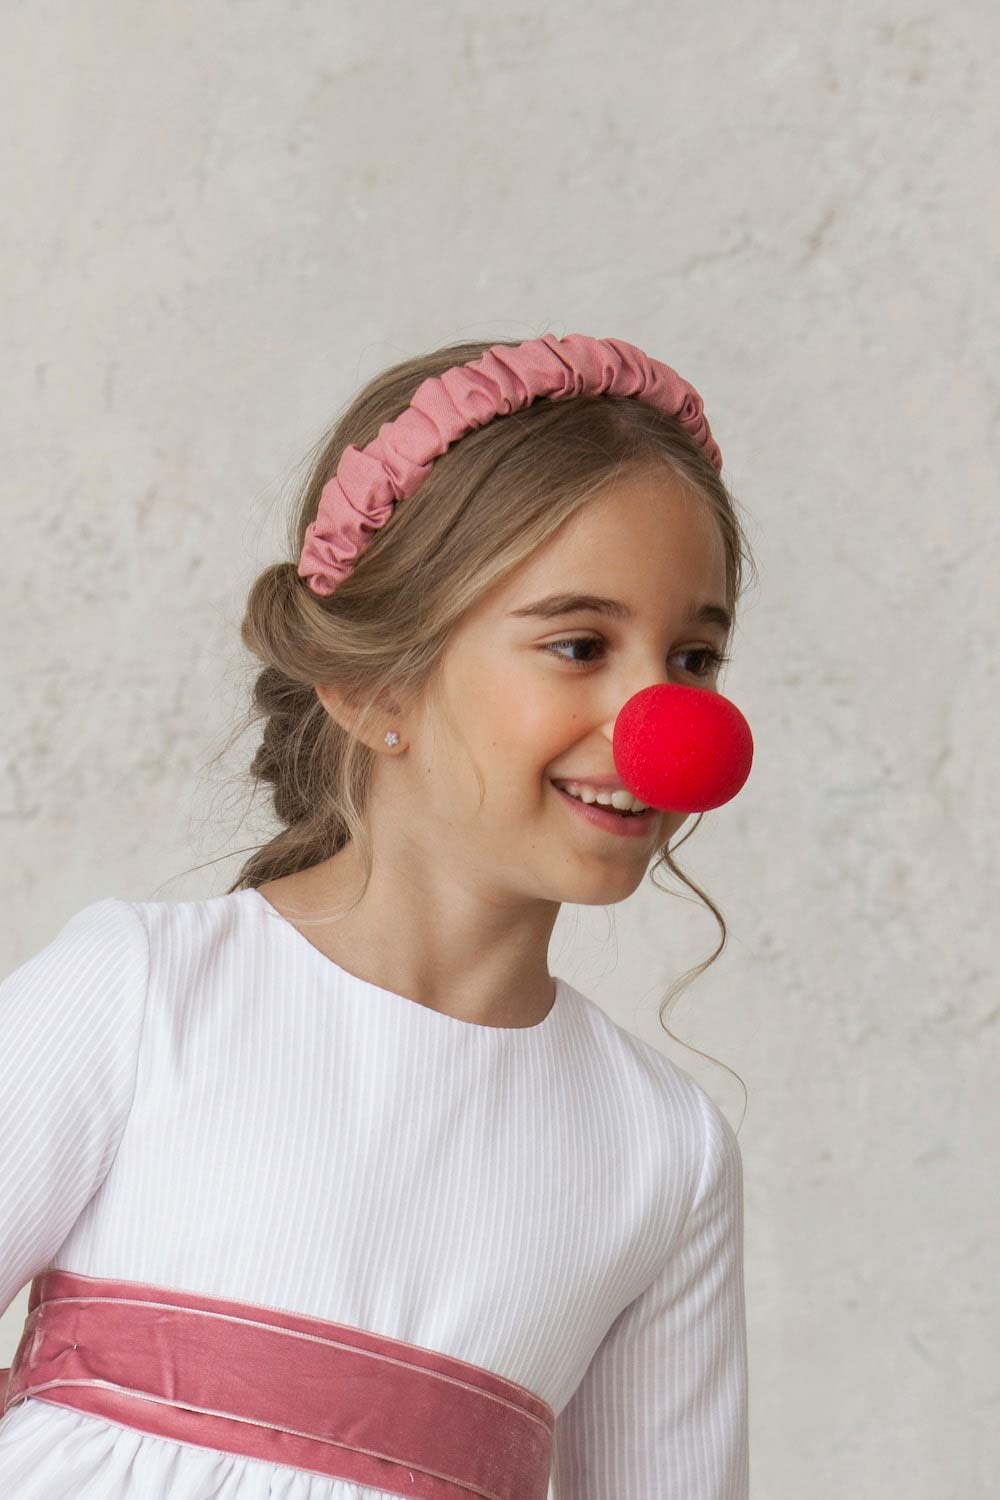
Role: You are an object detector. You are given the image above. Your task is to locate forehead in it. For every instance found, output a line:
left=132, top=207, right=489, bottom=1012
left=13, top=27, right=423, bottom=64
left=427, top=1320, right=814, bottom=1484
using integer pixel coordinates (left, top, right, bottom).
left=497, top=468, right=728, bottom=611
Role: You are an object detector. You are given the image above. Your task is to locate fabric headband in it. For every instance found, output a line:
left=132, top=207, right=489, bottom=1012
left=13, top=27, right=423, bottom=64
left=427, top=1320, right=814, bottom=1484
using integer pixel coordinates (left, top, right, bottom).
left=296, top=332, right=723, bottom=598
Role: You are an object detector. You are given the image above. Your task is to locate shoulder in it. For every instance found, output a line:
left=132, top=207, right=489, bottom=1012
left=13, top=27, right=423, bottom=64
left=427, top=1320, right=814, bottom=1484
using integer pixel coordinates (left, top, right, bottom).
left=557, top=978, right=736, bottom=1174
left=0, top=897, right=150, bottom=1058
left=1, top=890, right=253, bottom=1014
left=2, top=895, right=147, bottom=990
left=127, top=888, right=249, bottom=949
left=559, top=978, right=704, bottom=1106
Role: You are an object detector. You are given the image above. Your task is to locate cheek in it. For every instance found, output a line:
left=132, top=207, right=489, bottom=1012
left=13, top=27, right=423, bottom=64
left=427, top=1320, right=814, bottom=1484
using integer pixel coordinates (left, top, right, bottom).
left=478, top=660, right=574, bottom=746
left=453, top=654, right=595, bottom=799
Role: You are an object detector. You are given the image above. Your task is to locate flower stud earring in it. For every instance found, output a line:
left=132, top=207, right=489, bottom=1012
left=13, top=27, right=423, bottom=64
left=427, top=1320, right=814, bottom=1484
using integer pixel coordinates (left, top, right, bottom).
left=384, top=731, right=400, bottom=747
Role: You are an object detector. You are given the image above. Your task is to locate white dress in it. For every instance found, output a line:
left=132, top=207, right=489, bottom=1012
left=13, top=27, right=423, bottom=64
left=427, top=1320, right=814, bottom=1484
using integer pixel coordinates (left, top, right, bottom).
left=0, top=888, right=749, bottom=1498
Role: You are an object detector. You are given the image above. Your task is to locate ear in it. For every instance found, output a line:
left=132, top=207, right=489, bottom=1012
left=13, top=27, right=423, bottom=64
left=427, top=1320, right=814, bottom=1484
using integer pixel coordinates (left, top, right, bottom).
left=313, top=682, right=404, bottom=752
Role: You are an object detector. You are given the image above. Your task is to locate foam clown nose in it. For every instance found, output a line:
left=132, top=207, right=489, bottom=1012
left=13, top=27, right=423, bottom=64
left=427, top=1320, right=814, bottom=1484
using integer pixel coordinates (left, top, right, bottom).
left=613, top=683, right=753, bottom=815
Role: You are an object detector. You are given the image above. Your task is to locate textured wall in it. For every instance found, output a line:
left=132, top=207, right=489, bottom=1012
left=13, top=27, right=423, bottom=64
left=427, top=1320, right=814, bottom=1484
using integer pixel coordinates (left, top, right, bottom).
left=2, top=3, right=998, bottom=1496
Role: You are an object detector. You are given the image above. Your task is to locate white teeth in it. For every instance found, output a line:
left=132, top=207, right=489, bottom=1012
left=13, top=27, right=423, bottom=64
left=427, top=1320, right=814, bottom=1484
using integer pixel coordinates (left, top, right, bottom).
left=558, top=782, right=650, bottom=813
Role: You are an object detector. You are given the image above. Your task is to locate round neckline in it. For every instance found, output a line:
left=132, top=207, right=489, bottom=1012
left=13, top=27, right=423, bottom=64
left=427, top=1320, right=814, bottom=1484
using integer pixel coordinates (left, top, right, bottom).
left=241, top=886, right=565, bottom=1036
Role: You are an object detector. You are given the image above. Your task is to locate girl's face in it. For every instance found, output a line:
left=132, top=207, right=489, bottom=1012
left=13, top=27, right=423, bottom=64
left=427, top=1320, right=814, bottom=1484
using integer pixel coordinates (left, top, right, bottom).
left=378, top=466, right=732, bottom=911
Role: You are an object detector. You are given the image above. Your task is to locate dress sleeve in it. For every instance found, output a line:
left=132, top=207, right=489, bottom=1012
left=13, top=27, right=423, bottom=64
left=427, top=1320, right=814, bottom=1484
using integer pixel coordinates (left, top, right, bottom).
left=0, top=897, right=149, bottom=1319
left=551, top=1084, right=749, bottom=1499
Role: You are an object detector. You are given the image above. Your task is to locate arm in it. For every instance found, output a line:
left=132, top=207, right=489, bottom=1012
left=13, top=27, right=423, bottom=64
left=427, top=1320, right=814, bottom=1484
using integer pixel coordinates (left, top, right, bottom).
left=551, top=1084, right=749, bottom=1499
left=0, top=898, right=149, bottom=1320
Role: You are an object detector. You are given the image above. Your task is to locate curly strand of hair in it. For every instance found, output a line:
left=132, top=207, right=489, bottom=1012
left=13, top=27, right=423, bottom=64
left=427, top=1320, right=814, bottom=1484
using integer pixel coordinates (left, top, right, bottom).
left=646, top=817, right=748, bottom=1136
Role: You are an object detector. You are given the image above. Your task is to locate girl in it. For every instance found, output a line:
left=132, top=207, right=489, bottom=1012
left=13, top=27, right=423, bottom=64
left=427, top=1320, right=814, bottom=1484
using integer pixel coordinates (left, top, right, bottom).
left=0, top=333, right=756, bottom=1498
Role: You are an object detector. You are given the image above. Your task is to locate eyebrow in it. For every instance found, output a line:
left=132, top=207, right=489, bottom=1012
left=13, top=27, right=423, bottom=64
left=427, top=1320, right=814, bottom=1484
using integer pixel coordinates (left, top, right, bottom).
left=507, top=592, right=733, bottom=634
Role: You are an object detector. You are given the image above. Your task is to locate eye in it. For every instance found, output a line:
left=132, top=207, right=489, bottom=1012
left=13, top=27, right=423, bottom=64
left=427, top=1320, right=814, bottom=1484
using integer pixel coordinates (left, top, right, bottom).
left=541, top=634, right=731, bottom=679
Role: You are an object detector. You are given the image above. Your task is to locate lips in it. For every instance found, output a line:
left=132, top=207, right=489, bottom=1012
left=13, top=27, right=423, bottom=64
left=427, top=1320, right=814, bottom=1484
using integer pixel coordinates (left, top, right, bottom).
left=550, top=780, right=658, bottom=838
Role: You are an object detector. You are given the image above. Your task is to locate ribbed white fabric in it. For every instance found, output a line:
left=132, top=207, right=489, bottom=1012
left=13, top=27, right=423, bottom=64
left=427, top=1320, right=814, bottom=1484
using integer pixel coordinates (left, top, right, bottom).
left=0, top=889, right=748, bottom=1499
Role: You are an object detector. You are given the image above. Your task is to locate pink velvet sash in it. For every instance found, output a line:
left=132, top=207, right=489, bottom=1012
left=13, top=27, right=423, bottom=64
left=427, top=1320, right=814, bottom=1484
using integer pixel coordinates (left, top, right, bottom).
left=0, top=1270, right=554, bottom=1499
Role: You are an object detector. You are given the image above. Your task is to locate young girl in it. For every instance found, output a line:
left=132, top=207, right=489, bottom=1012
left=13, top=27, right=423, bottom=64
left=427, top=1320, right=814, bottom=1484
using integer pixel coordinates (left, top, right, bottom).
left=0, top=333, right=756, bottom=1498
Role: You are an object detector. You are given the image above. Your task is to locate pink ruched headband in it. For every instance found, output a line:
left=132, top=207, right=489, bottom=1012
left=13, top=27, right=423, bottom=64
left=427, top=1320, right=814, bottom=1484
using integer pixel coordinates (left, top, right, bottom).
left=297, top=332, right=722, bottom=597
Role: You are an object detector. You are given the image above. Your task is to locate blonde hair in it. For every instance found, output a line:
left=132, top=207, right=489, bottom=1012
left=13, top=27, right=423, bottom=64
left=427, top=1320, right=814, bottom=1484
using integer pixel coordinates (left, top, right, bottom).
left=213, top=336, right=758, bottom=1115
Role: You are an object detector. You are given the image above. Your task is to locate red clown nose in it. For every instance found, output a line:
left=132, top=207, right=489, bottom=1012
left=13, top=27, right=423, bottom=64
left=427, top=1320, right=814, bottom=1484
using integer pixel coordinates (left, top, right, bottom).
left=613, top=683, right=753, bottom=815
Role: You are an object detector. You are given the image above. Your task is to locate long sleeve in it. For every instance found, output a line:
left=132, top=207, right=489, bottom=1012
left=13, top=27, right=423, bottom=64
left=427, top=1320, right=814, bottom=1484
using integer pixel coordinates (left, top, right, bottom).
left=551, top=1083, right=749, bottom=1499
left=0, top=897, right=149, bottom=1319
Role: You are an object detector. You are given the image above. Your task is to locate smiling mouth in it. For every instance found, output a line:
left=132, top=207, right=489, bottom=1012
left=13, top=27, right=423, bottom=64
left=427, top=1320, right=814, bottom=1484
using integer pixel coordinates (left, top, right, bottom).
left=550, top=779, right=659, bottom=833
left=549, top=779, right=649, bottom=816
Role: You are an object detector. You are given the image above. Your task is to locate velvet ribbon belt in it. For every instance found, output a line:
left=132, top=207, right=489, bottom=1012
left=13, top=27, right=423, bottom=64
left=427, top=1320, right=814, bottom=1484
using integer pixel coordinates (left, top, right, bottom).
left=0, top=1269, right=554, bottom=1500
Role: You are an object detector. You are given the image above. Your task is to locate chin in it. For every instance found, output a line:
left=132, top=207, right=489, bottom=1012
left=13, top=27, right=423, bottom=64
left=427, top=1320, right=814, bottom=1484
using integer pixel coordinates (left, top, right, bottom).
left=557, top=865, right=650, bottom=906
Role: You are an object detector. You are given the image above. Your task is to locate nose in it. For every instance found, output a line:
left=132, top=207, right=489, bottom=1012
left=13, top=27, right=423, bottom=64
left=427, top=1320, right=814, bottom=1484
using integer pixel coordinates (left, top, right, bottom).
left=613, top=683, right=753, bottom=814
